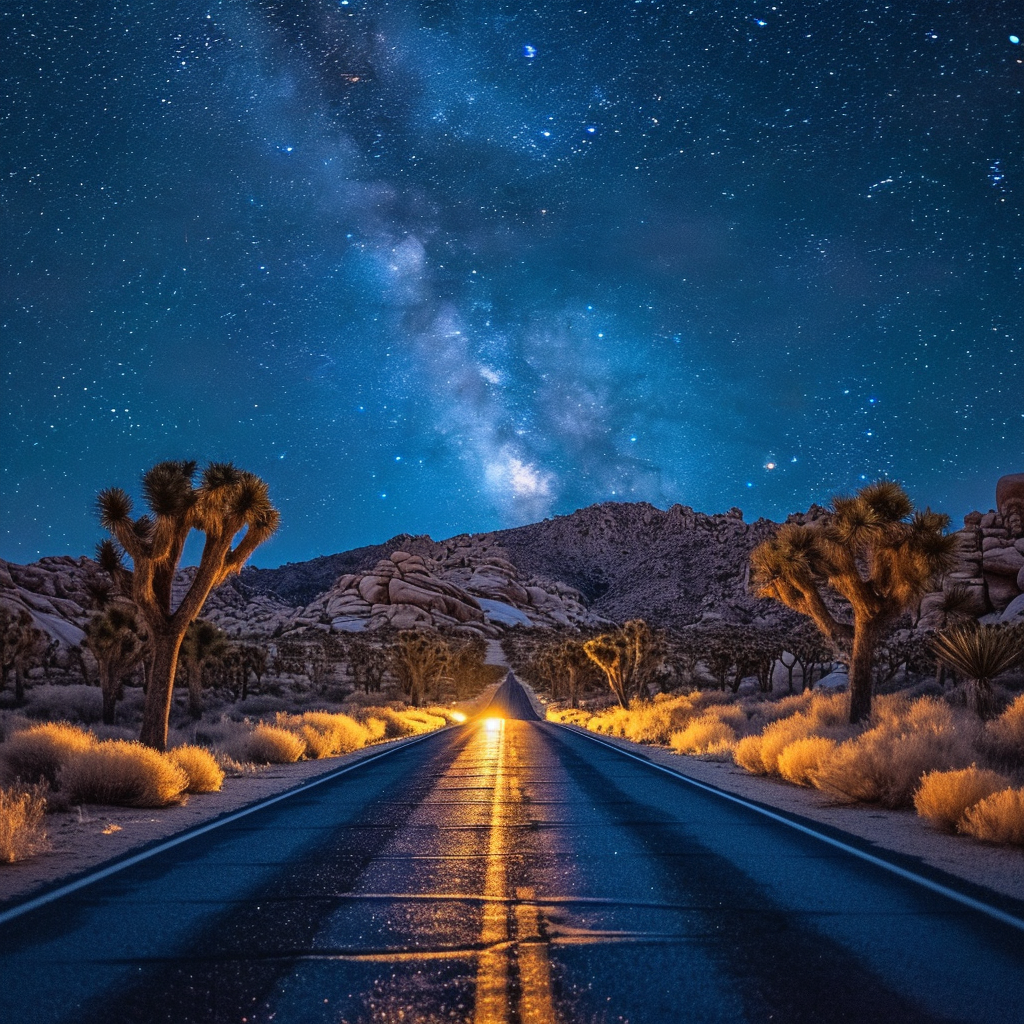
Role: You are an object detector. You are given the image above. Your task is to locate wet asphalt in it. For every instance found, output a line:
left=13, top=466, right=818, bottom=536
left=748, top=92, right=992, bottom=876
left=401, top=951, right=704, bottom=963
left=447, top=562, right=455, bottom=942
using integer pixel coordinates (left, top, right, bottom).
left=1, top=673, right=1023, bottom=1023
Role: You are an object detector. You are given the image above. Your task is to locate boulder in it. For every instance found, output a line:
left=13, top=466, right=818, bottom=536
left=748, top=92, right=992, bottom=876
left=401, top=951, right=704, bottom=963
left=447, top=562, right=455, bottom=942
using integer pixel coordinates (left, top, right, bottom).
left=985, top=575, right=1020, bottom=612
left=996, top=473, right=1024, bottom=538
left=982, top=546, right=1024, bottom=578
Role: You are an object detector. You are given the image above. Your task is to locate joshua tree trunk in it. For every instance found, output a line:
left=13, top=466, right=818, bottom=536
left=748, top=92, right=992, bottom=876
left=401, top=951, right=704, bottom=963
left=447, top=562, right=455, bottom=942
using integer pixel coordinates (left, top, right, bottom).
left=848, top=615, right=879, bottom=724
left=140, top=632, right=185, bottom=750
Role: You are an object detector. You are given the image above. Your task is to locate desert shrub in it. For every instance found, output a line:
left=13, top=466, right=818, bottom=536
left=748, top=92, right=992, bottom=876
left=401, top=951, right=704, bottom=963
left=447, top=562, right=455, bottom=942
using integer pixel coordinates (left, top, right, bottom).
left=777, top=737, right=839, bottom=786
left=581, top=693, right=711, bottom=745
left=733, top=734, right=768, bottom=774
left=281, top=712, right=370, bottom=759
left=0, top=784, right=50, bottom=863
left=960, top=788, right=1024, bottom=845
left=670, top=715, right=737, bottom=756
left=754, top=716, right=821, bottom=775
left=359, top=706, right=446, bottom=739
left=359, top=707, right=419, bottom=739
left=547, top=707, right=588, bottom=725
left=913, top=766, right=1010, bottom=832
left=361, top=717, right=388, bottom=743
left=983, top=694, right=1024, bottom=768
left=232, top=695, right=292, bottom=717
left=751, top=696, right=857, bottom=777
left=237, top=724, right=306, bottom=764
left=398, top=708, right=448, bottom=732
left=18, top=684, right=104, bottom=724
left=0, top=722, right=96, bottom=787
left=59, top=741, right=188, bottom=807
left=814, top=698, right=977, bottom=808
left=168, top=745, right=225, bottom=793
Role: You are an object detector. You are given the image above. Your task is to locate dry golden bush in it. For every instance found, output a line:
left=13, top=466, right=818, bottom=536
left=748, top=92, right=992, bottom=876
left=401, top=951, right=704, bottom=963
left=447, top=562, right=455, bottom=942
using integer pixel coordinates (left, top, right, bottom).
left=168, top=745, right=225, bottom=793
left=0, top=784, right=50, bottom=863
left=960, top=788, right=1024, bottom=845
left=733, top=734, right=768, bottom=774
left=398, top=708, right=448, bottom=732
left=240, top=724, right=306, bottom=764
left=913, top=766, right=1010, bottom=832
left=361, top=717, right=388, bottom=743
left=59, top=741, right=188, bottom=807
left=580, top=693, right=713, bottom=745
left=0, top=722, right=96, bottom=787
left=757, top=716, right=822, bottom=775
left=670, top=715, right=737, bottom=757
left=287, top=712, right=370, bottom=758
left=359, top=707, right=422, bottom=739
left=814, top=698, right=978, bottom=809
left=777, top=737, right=839, bottom=787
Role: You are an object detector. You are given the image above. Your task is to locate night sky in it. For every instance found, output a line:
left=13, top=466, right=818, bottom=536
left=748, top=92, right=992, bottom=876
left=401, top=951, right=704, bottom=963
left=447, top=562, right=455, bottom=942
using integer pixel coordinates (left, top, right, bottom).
left=2, top=1, right=1021, bottom=568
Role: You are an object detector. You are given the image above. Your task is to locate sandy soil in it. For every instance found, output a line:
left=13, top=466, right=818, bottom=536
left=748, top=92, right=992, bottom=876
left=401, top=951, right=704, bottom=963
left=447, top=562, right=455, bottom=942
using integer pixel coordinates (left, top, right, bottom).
left=563, top=725, right=1024, bottom=903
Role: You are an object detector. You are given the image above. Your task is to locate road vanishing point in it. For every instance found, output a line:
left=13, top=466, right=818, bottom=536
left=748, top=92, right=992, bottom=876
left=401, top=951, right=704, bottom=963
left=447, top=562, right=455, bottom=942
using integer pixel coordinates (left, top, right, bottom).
left=2, top=674, right=1023, bottom=1023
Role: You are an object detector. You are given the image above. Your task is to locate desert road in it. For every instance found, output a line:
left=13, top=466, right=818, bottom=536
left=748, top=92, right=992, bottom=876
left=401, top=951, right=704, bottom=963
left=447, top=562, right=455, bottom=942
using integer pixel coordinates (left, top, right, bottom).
left=1, top=675, right=1023, bottom=1023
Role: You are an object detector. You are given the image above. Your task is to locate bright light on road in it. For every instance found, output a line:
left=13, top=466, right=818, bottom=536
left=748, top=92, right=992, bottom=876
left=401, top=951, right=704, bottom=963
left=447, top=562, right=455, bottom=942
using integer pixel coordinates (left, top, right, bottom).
left=484, top=717, right=503, bottom=732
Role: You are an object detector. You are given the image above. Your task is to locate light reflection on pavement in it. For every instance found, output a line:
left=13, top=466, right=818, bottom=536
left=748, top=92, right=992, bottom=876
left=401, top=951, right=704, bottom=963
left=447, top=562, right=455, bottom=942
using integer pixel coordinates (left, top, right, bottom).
left=1, top=675, right=1023, bottom=1022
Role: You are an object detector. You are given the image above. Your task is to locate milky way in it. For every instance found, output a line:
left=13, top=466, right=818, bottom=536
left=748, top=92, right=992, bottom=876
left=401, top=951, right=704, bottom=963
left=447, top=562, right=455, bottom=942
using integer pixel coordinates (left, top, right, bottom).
left=2, top=1, right=1021, bottom=565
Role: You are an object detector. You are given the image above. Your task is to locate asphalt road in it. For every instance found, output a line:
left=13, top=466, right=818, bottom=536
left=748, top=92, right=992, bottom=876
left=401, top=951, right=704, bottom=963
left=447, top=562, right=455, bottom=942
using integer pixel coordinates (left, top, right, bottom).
left=2, top=674, right=1024, bottom=1023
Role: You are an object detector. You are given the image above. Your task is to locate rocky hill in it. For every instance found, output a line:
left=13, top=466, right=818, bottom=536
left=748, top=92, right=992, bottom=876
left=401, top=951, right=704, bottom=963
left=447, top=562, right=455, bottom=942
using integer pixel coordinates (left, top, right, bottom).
left=3, top=474, right=1022, bottom=650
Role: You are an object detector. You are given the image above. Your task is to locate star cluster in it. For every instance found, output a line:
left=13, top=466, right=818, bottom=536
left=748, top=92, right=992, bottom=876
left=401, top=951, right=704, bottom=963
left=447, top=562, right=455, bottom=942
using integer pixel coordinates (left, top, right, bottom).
left=2, top=1, right=1021, bottom=565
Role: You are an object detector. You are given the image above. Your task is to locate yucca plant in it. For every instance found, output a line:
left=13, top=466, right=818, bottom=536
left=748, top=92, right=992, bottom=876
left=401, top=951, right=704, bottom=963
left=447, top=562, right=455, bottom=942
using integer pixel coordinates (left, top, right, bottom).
left=931, top=625, right=1024, bottom=719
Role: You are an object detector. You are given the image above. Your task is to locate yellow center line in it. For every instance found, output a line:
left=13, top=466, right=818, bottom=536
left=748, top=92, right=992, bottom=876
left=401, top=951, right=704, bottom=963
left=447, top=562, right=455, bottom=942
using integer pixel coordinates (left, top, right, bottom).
left=472, top=721, right=558, bottom=1024
left=474, top=719, right=511, bottom=1024
left=515, top=886, right=557, bottom=1024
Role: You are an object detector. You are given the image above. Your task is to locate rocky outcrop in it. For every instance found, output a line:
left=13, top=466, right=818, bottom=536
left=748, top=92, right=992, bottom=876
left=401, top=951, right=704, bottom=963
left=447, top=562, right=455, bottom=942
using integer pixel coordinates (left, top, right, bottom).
left=919, top=475, right=1024, bottom=625
left=485, top=501, right=782, bottom=628
left=996, top=473, right=1024, bottom=539
left=300, top=544, right=601, bottom=637
left=0, top=556, right=97, bottom=647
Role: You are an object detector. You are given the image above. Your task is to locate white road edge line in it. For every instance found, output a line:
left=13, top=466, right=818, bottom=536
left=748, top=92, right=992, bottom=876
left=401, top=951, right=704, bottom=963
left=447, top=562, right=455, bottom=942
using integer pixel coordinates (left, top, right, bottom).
left=565, top=725, right=1024, bottom=935
left=0, top=727, right=451, bottom=928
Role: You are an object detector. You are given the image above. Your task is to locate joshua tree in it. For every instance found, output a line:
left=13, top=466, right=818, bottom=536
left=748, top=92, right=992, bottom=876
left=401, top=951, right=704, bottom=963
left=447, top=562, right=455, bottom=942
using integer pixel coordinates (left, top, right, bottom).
left=348, top=636, right=387, bottom=694
left=97, top=460, right=279, bottom=749
left=736, top=626, right=783, bottom=693
left=447, top=635, right=490, bottom=700
left=584, top=619, right=660, bottom=708
left=931, top=625, right=1024, bottom=718
left=775, top=620, right=833, bottom=693
left=391, top=629, right=449, bottom=706
left=240, top=644, right=267, bottom=700
left=750, top=480, right=955, bottom=723
left=0, top=605, right=48, bottom=703
left=555, top=639, right=594, bottom=709
left=178, top=619, right=229, bottom=718
left=83, top=604, right=149, bottom=724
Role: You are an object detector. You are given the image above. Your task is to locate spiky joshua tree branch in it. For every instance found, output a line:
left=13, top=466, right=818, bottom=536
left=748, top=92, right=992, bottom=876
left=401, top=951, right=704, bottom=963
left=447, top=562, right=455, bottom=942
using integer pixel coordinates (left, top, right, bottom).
left=97, top=461, right=279, bottom=749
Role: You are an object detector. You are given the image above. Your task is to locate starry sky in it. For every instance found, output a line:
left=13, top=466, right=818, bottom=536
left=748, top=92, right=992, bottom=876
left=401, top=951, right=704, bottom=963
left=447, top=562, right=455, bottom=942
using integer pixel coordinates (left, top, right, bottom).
left=2, top=1, right=1022, bottom=567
